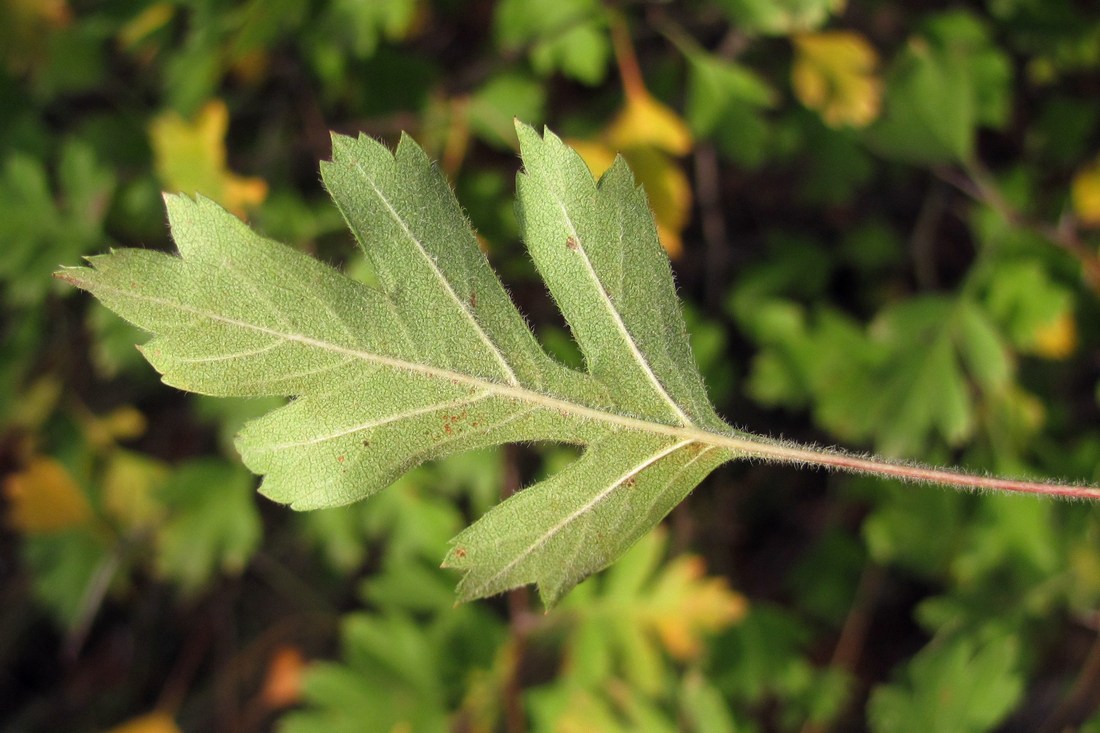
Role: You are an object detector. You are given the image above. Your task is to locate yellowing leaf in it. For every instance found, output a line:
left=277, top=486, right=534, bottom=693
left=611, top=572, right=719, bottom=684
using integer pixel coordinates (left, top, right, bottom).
left=103, top=711, right=182, bottom=733
left=570, top=139, right=690, bottom=259
left=792, top=31, right=882, bottom=128
left=149, top=100, right=268, bottom=217
left=1072, top=158, right=1100, bottom=227
left=645, top=555, right=747, bottom=660
left=569, top=139, right=618, bottom=180
left=607, top=91, right=693, bottom=156
left=4, top=456, right=92, bottom=533
left=102, top=451, right=169, bottom=532
left=567, top=94, right=693, bottom=258
left=1031, top=311, right=1077, bottom=360
left=101, top=405, right=148, bottom=441
left=618, top=148, right=692, bottom=261
left=80, top=405, right=147, bottom=450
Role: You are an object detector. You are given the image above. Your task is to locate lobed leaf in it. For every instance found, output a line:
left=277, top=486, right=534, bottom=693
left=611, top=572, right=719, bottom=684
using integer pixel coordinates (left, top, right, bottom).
left=58, top=121, right=1100, bottom=605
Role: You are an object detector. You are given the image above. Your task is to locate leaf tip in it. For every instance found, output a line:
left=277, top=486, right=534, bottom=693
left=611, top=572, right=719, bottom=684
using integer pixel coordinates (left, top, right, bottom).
left=52, top=267, right=85, bottom=287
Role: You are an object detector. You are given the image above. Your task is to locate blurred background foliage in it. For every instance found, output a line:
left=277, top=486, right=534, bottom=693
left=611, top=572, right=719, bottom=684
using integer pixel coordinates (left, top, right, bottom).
left=3, top=0, right=1100, bottom=731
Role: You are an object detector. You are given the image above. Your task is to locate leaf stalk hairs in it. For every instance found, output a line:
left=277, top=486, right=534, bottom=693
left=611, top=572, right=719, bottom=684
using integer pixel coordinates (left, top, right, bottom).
left=55, top=121, right=1100, bottom=607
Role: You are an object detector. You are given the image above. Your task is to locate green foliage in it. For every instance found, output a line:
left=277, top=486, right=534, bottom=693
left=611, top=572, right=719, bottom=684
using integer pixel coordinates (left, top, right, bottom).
left=868, top=631, right=1024, bottom=733
left=0, top=138, right=114, bottom=307
left=8, top=1, right=1100, bottom=731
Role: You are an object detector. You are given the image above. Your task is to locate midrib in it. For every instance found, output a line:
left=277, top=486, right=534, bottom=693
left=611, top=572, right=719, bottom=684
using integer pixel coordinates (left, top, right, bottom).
left=83, top=279, right=1100, bottom=501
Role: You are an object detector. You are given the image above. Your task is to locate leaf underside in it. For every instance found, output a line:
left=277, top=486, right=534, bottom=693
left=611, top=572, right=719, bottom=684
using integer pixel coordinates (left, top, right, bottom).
left=59, top=120, right=1100, bottom=603
left=57, top=123, right=761, bottom=605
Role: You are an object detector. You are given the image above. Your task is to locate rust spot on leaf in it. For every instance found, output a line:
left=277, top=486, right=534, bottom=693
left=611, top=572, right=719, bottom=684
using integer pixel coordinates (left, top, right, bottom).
left=566, top=236, right=578, bottom=251
left=336, top=455, right=345, bottom=463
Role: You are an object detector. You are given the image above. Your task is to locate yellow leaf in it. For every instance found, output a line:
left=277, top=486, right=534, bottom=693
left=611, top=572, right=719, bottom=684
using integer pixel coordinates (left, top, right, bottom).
left=101, top=406, right=148, bottom=442
left=619, top=147, right=691, bottom=260
left=567, top=139, right=618, bottom=180
left=647, top=555, right=747, bottom=660
left=792, top=31, right=882, bottom=128
left=567, top=96, right=694, bottom=259
left=103, top=711, right=182, bottom=733
left=102, top=451, right=169, bottom=532
left=1031, top=311, right=1077, bottom=360
left=149, top=100, right=268, bottom=217
left=606, top=91, right=693, bottom=156
left=4, top=456, right=92, bottom=533
left=1072, top=158, right=1100, bottom=226
left=80, top=405, right=148, bottom=451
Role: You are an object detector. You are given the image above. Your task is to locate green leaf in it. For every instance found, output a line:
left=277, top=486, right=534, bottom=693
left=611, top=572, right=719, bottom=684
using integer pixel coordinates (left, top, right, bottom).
left=154, top=459, right=261, bottom=594
left=494, top=0, right=610, bottom=85
left=716, top=0, right=843, bottom=35
left=57, top=122, right=1099, bottom=607
left=0, top=138, right=114, bottom=307
left=684, top=51, right=776, bottom=168
left=867, top=632, right=1024, bottom=733
left=866, top=10, right=1011, bottom=164
left=281, top=614, right=450, bottom=733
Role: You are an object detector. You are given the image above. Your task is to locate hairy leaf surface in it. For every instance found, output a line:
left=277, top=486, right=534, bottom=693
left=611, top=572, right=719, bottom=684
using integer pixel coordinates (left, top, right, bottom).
left=58, top=122, right=1092, bottom=605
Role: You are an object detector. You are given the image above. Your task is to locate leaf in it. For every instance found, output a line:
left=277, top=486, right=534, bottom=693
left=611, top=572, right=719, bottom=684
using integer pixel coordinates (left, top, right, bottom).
left=149, top=99, right=267, bottom=216
left=792, top=31, right=882, bottom=128
left=494, top=0, right=610, bottom=85
left=58, top=122, right=1100, bottom=606
left=101, top=450, right=169, bottom=532
left=559, top=528, right=746, bottom=695
left=867, top=632, right=1024, bottom=733
left=261, top=645, right=308, bottom=709
left=716, top=0, right=844, bottom=36
left=280, top=611, right=472, bottom=733
left=1072, top=155, right=1100, bottom=226
left=866, top=11, right=1011, bottom=164
left=569, top=92, right=694, bottom=257
left=0, top=138, right=114, bottom=307
left=3, top=455, right=92, bottom=533
left=684, top=51, right=775, bottom=168
left=154, top=459, right=261, bottom=594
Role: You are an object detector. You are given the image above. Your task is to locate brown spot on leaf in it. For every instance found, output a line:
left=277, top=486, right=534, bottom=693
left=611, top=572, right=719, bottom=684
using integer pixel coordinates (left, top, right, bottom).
left=454, top=547, right=467, bottom=559
left=362, top=439, right=370, bottom=447
left=566, top=236, right=578, bottom=251
left=623, top=476, right=637, bottom=489
left=469, top=290, right=477, bottom=308
left=336, top=455, right=345, bottom=463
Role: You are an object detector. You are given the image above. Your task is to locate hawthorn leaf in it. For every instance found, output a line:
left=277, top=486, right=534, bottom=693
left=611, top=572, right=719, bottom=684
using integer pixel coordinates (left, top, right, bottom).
left=57, top=122, right=1100, bottom=606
